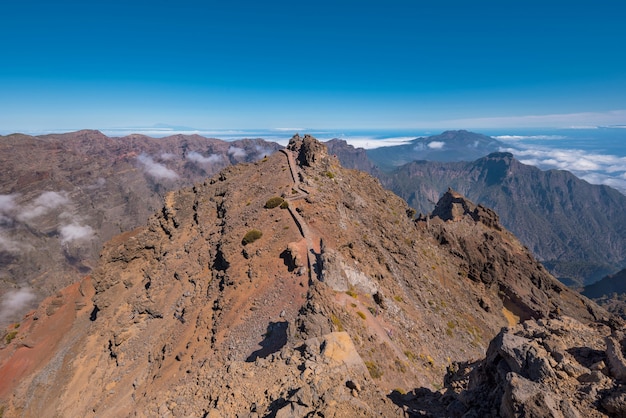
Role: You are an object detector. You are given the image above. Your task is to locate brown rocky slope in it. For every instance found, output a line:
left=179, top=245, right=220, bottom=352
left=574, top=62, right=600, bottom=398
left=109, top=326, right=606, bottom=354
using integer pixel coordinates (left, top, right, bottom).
left=0, top=130, right=281, bottom=326
left=0, top=135, right=618, bottom=417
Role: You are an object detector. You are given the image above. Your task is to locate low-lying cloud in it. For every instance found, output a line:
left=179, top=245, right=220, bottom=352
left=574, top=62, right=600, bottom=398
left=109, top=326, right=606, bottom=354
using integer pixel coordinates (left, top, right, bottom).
left=186, top=151, right=223, bottom=165
left=227, top=146, right=247, bottom=158
left=0, top=194, right=17, bottom=214
left=0, top=233, right=20, bottom=253
left=0, top=287, right=37, bottom=324
left=0, top=194, right=18, bottom=225
left=254, top=145, right=275, bottom=160
left=160, top=152, right=177, bottom=161
left=1, top=190, right=97, bottom=253
left=502, top=145, right=626, bottom=194
left=60, top=223, right=95, bottom=243
left=427, top=141, right=445, bottom=149
left=18, top=191, right=70, bottom=221
left=494, top=135, right=567, bottom=141
left=137, top=153, right=179, bottom=180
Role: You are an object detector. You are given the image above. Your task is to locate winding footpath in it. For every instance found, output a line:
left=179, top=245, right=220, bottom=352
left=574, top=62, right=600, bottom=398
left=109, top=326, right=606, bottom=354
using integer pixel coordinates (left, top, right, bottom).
left=279, top=149, right=319, bottom=282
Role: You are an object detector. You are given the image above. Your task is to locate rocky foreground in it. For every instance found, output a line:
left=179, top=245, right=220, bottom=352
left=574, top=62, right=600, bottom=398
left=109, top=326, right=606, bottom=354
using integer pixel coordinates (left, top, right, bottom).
left=0, top=135, right=622, bottom=417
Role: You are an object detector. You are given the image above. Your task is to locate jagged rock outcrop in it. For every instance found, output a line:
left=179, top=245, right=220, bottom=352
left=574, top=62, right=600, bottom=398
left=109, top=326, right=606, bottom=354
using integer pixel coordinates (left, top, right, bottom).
left=0, top=135, right=617, bottom=417
left=424, top=189, right=606, bottom=323
left=394, top=316, right=626, bottom=417
left=430, top=187, right=501, bottom=230
left=288, top=133, right=328, bottom=167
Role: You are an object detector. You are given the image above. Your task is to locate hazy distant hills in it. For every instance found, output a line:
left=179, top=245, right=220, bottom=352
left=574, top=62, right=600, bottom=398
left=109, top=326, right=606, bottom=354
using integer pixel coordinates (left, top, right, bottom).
left=327, top=132, right=626, bottom=286
left=582, top=268, right=626, bottom=318
left=584, top=268, right=626, bottom=299
left=366, top=130, right=504, bottom=170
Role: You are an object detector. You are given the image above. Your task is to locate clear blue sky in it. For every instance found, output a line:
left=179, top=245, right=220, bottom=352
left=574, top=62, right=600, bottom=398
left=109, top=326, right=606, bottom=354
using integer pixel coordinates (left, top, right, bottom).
left=1, top=0, right=625, bottom=131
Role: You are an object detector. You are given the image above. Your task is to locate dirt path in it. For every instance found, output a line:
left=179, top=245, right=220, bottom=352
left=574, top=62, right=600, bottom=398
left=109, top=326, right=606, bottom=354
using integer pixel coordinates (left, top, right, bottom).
left=279, top=149, right=321, bottom=281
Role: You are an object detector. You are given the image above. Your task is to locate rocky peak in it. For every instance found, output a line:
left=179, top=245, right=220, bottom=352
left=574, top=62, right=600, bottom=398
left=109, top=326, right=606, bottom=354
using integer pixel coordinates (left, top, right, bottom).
left=430, top=187, right=501, bottom=230
left=287, top=133, right=329, bottom=167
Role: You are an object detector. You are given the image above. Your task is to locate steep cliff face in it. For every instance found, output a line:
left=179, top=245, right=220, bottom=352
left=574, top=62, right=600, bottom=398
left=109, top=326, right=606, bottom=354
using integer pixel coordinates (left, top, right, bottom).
left=381, top=152, right=626, bottom=285
left=0, top=136, right=612, bottom=417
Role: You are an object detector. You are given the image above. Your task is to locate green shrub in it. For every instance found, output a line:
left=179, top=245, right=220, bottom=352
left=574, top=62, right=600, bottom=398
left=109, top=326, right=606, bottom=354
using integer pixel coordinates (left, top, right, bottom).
left=330, top=313, right=344, bottom=332
left=365, top=361, right=383, bottom=378
left=345, top=288, right=358, bottom=298
left=264, top=196, right=285, bottom=209
left=356, top=311, right=366, bottom=320
left=242, top=229, right=263, bottom=245
left=323, top=171, right=335, bottom=179
left=5, top=331, right=18, bottom=344
left=279, top=200, right=289, bottom=209
left=404, top=350, right=418, bottom=362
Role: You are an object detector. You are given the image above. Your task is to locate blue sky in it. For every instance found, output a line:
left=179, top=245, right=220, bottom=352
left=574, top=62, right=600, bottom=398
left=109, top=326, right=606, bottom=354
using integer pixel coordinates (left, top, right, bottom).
left=1, top=0, right=625, bottom=131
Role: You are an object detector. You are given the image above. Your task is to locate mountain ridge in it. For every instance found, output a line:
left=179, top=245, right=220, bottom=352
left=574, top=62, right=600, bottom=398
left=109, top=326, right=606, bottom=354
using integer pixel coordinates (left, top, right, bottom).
left=0, top=130, right=282, bottom=326
left=0, top=135, right=615, bottom=417
left=326, top=134, right=626, bottom=285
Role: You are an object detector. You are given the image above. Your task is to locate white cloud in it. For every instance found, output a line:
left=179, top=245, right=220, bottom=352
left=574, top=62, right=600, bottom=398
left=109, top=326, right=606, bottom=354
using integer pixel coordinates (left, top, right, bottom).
left=59, top=223, right=94, bottom=243
left=254, top=145, right=275, bottom=160
left=0, top=233, right=20, bottom=253
left=0, top=194, right=18, bottom=214
left=0, top=287, right=37, bottom=324
left=427, top=141, right=445, bottom=149
left=186, top=151, right=223, bottom=165
left=160, top=152, right=177, bottom=160
left=18, top=191, right=71, bottom=221
left=503, top=145, right=626, bottom=194
left=494, top=135, right=567, bottom=141
left=341, top=136, right=416, bottom=150
left=86, top=177, right=106, bottom=190
left=137, top=153, right=179, bottom=180
left=227, top=146, right=247, bottom=158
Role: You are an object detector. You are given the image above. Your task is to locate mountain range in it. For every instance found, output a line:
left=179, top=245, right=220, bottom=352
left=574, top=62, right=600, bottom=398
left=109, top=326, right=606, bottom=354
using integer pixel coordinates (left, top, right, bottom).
left=365, top=130, right=505, bottom=170
left=3, top=129, right=626, bottom=329
left=1, top=135, right=622, bottom=417
left=327, top=134, right=626, bottom=286
left=0, top=130, right=281, bottom=325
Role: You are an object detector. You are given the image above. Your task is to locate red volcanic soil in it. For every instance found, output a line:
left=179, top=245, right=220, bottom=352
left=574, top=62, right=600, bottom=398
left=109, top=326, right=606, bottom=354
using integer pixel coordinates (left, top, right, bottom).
left=0, top=277, right=95, bottom=400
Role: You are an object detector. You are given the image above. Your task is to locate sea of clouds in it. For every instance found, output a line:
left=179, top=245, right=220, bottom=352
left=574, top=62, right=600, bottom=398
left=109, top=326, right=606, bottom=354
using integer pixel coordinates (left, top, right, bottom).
left=495, top=133, right=626, bottom=194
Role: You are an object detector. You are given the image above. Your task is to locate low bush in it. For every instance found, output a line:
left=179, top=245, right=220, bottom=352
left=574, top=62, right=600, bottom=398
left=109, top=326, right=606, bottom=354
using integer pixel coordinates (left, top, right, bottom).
left=4, top=331, right=18, bottom=344
left=264, top=196, right=285, bottom=209
left=242, top=229, right=263, bottom=245
left=365, top=361, right=383, bottom=379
